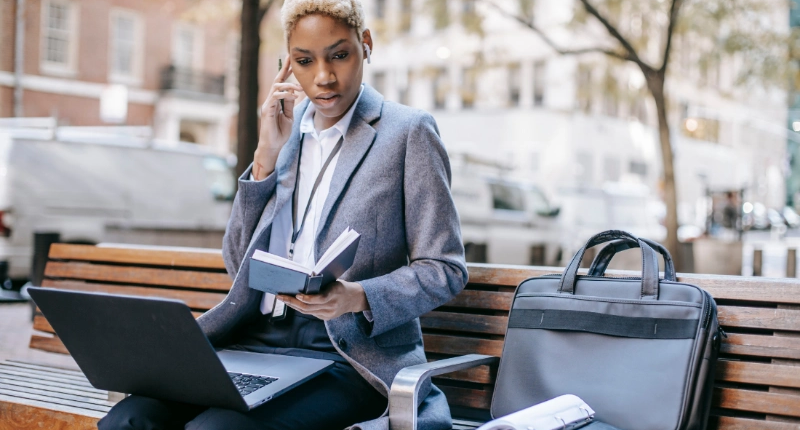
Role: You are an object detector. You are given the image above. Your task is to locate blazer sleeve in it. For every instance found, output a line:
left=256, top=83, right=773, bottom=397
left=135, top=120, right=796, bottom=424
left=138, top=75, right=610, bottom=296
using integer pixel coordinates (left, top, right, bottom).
left=358, top=112, right=468, bottom=337
left=221, top=162, right=278, bottom=279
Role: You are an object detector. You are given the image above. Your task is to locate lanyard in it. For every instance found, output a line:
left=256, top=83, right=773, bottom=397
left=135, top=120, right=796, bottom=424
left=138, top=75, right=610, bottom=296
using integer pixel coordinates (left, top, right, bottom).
left=288, top=133, right=344, bottom=259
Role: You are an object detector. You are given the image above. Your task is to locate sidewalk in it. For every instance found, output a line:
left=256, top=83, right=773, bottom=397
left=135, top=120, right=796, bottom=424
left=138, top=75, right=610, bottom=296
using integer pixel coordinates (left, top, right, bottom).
left=0, top=302, right=78, bottom=370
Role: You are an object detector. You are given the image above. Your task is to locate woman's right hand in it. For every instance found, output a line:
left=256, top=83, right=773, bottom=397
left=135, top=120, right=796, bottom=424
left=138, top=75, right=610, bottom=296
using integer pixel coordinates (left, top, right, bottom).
left=253, top=54, right=304, bottom=180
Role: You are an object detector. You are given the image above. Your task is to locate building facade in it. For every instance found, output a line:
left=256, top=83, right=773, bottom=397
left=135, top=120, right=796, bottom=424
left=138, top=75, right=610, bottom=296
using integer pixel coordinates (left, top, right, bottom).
left=0, top=0, right=239, bottom=154
left=356, top=0, right=789, bottom=229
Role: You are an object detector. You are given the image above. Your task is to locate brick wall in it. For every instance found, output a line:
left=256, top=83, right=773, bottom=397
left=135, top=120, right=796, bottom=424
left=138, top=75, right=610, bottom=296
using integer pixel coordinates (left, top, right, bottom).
left=1, top=0, right=15, bottom=73
left=23, top=90, right=154, bottom=126
left=2, top=0, right=235, bottom=126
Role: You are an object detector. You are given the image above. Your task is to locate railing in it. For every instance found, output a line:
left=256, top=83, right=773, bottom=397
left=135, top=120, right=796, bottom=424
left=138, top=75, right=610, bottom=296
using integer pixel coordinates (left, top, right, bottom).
left=159, top=65, right=225, bottom=97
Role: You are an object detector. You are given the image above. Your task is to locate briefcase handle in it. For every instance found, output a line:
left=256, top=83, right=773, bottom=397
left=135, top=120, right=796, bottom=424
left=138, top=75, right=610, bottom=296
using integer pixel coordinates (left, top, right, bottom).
left=559, top=230, right=660, bottom=300
left=587, top=238, right=676, bottom=281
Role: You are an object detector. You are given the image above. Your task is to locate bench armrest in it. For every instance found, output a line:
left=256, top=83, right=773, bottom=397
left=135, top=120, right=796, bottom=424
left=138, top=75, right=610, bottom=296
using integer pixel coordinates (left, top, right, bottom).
left=389, top=354, right=499, bottom=430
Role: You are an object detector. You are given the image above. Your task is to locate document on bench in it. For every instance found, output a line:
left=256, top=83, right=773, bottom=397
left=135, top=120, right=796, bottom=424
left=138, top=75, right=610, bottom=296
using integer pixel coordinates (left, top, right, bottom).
left=475, top=395, right=596, bottom=430
left=248, top=227, right=360, bottom=296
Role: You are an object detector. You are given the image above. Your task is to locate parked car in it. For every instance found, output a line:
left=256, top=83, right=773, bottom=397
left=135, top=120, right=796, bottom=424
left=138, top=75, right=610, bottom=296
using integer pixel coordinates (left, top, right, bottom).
left=783, top=207, right=800, bottom=229
left=0, top=123, right=235, bottom=284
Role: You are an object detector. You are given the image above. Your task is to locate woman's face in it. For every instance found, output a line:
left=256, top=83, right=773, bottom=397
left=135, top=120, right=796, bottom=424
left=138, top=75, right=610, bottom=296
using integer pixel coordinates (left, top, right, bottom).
left=288, top=14, right=371, bottom=122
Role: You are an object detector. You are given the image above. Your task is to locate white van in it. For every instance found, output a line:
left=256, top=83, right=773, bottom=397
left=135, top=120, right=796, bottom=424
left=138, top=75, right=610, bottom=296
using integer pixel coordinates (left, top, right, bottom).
left=0, top=120, right=235, bottom=283
left=450, top=158, right=562, bottom=266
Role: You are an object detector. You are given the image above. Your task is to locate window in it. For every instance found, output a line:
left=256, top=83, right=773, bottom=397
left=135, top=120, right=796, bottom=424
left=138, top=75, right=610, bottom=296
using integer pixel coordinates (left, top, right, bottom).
left=462, top=0, right=481, bottom=32
left=41, top=0, right=78, bottom=74
left=461, top=67, right=477, bottom=109
left=430, top=0, right=449, bottom=30
left=373, top=71, right=387, bottom=95
left=225, top=33, right=241, bottom=100
left=604, top=156, right=621, bottom=182
left=173, top=24, right=203, bottom=70
left=109, top=9, right=143, bottom=84
left=203, top=156, right=235, bottom=201
left=490, top=183, right=526, bottom=211
left=375, top=0, right=387, bottom=19
left=576, top=63, right=593, bottom=113
left=533, top=60, right=546, bottom=106
left=629, top=160, right=648, bottom=176
left=400, top=0, right=413, bottom=33
left=433, top=68, right=448, bottom=110
left=398, top=70, right=411, bottom=106
left=508, top=63, right=521, bottom=107
left=576, top=152, right=593, bottom=184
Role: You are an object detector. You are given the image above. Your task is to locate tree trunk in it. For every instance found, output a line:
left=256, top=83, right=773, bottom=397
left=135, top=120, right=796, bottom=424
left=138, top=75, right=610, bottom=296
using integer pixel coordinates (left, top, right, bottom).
left=647, top=72, right=682, bottom=270
left=236, top=0, right=261, bottom=178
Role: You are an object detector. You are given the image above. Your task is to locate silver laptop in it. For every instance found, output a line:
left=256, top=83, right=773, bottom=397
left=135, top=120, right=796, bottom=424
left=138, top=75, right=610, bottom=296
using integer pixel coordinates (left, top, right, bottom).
left=28, top=287, right=335, bottom=412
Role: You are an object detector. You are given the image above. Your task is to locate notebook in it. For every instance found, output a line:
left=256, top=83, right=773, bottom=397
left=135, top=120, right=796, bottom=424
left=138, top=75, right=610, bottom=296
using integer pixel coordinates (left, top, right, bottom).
left=248, top=227, right=360, bottom=296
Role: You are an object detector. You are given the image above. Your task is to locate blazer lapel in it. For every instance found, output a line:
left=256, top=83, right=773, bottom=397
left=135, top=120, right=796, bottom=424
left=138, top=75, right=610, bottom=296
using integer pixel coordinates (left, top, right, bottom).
left=314, top=85, right=384, bottom=249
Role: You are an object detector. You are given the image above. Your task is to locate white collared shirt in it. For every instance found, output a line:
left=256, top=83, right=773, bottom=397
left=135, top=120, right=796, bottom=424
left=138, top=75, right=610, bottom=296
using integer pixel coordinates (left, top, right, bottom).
left=257, top=84, right=365, bottom=314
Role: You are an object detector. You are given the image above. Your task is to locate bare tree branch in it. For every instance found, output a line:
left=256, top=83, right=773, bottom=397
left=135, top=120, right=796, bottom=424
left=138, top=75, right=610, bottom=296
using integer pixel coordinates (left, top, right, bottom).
left=659, top=0, right=684, bottom=74
left=484, top=0, right=633, bottom=63
left=577, top=0, right=653, bottom=70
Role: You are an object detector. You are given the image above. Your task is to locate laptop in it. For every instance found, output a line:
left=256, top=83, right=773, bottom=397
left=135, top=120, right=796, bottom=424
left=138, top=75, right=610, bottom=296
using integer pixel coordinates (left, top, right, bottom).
left=27, top=287, right=335, bottom=412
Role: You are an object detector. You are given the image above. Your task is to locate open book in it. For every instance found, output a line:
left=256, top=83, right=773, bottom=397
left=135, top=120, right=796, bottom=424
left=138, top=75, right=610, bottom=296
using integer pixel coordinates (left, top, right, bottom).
left=248, top=227, right=360, bottom=296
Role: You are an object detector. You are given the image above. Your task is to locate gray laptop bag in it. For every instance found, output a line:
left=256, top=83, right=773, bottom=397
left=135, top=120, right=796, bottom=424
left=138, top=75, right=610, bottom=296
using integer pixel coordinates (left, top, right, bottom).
left=492, top=230, right=722, bottom=430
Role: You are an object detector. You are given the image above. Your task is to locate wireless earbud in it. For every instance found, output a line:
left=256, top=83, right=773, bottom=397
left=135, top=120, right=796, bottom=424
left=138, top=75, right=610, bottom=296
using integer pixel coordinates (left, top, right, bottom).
left=363, top=43, right=371, bottom=64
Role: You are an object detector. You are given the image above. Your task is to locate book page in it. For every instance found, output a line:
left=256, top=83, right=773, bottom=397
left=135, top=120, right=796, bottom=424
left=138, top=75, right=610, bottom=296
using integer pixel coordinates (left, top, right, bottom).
left=313, top=227, right=360, bottom=274
left=252, top=249, right=311, bottom=274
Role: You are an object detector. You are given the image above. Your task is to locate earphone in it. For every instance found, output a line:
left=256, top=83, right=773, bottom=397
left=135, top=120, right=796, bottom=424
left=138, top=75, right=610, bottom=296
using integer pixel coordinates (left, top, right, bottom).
left=363, top=43, right=371, bottom=64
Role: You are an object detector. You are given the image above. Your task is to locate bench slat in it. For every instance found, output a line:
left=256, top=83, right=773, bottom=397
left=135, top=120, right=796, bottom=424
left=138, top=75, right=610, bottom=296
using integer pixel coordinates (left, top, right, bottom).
left=721, top=333, right=800, bottom=360
left=32, top=316, right=54, bottom=334
left=715, top=415, right=800, bottom=429
left=714, top=387, right=800, bottom=418
left=44, top=262, right=232, bottom=292
left=0, top=376, right=103, bottom=399
left=0, top=368, right=92, bottom=387
left=717, top=360, right=800, bottom=389
left=0, top=398, right=104, bottom=428
left=49, top=243, right=225, bottom=269
left=438, top=385, right=493, bottom=410
left=421, top=312, right=508, bottom=336
left=444, top=290, right=513, bottom=311
left=2, top=361, right=84, bottom=378
left=29, top=336, right=69, bottom=355
left=0, top=377, right=108, bottom=402
left=464, top=264, right=800, bottom=306
left=0, top=384, right=112, bottom=407
left=429, top=363, right=494, bottom=385
left=718, top=306, right=800, bottom=331
left=0, top=387, right=111, bottom=413
left=41, top=280, right=227, bottom=310
left=423, top=334, right=504, bottom=357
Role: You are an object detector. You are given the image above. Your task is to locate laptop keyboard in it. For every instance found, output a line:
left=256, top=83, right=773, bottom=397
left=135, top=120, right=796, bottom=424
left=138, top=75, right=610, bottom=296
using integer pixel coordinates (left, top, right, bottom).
left=228, top=372, right=279, bottom=396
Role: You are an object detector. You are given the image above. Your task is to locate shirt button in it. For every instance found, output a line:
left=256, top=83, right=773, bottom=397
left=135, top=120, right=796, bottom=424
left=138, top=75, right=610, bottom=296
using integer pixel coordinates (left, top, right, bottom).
left=338, top=338, right=348, bottom=350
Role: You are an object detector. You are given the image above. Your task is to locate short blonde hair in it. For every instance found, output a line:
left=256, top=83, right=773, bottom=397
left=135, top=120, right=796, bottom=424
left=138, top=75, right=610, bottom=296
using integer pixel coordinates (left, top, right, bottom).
left=281, top=0, right=366, bottom=42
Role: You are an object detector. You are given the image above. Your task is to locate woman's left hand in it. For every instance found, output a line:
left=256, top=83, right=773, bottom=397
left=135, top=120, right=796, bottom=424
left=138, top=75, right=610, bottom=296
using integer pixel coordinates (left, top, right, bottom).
left=278, top=280, right=369, bottom=321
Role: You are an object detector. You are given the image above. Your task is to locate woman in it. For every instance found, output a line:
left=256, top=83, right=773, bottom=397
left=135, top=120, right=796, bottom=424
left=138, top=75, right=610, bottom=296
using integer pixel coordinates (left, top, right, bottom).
left=98, top=0, right=466, bottom=428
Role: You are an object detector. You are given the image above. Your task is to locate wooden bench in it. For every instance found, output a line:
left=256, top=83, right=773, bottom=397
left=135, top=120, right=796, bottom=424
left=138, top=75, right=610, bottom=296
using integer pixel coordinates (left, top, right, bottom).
left=3, top=243, right=800, bottom=429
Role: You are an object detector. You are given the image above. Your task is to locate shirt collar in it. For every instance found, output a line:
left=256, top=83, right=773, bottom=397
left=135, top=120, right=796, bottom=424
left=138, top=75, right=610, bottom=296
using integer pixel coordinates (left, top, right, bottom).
left=299, top=84, right=365, bottom=140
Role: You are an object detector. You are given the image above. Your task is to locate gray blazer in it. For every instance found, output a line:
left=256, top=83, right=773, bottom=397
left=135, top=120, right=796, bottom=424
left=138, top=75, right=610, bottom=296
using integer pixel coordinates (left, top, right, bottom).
left=197, top=83, right=467, bottom=430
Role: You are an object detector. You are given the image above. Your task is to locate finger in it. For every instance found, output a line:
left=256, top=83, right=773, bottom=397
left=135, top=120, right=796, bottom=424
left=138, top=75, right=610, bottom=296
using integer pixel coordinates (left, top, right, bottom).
left=296, top=293, right=328, bottom=305
left=273, top=82, right=303, bottom=92
left=283, top=90, right=303, bottom=117
left=265, top=92, right=300, bottom=118
left=274, top=54, right=293, bottom=83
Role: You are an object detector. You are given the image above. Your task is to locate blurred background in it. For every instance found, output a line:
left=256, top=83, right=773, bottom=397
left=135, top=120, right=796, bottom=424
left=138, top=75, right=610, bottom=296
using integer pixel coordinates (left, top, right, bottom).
left=0, top=0, right=799, bottom=295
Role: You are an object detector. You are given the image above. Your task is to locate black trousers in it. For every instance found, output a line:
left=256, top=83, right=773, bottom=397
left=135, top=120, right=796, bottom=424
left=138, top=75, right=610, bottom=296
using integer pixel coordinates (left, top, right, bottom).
left=97, top=362, right=386, bottom=430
